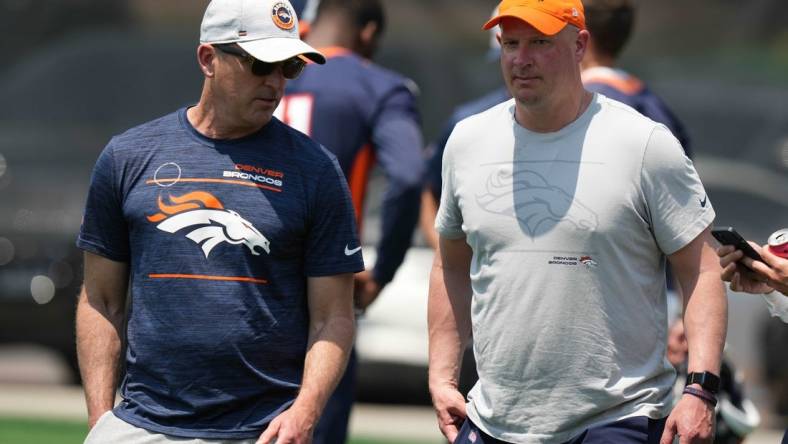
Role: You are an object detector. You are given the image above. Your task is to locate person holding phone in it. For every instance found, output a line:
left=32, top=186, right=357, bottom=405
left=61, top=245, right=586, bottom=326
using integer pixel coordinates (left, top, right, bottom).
left=717, top=233, right=788, bottom=444
left=717, top=234, right=788, bottom=315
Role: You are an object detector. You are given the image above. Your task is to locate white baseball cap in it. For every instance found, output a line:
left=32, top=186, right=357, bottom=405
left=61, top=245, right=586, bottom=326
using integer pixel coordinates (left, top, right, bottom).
left=200, top=0, right=326, bottom=64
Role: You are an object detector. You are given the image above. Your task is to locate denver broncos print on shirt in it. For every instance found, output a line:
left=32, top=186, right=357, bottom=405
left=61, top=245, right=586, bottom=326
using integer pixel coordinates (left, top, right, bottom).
left=476, top=168, right=599, bottom=237
left=146, top=191, right=270, bottom=259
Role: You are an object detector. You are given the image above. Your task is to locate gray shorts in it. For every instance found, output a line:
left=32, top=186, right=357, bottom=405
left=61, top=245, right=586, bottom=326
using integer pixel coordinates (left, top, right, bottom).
left=84, top=411, right=258, bottom=444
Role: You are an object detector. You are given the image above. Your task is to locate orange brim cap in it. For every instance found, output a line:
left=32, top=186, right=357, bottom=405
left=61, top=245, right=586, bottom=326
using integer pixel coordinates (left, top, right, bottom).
left=483, top=1, right=585, bottom=36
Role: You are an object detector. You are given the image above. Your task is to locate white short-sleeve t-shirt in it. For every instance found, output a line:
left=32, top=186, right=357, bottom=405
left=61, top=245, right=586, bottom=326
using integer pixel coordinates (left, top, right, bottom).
left=435, top=94, right=715, bottom=443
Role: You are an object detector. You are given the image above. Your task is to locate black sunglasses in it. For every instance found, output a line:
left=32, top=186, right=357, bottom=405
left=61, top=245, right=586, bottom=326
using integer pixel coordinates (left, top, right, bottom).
left=214, top=44, right=306, bottom=80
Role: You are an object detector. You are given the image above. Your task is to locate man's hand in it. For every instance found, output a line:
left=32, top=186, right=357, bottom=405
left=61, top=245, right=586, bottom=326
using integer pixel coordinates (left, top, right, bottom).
left=717, top=244, right=774, bottom=294
left=429, top=383, right=467, bottom=443
left=257, top=405, right=317, bottom=444
left=747, top=243, right=788, bottom=295
left=660, top=392, right=715, bottom=444
left=353, top=270, right=381, bottom=311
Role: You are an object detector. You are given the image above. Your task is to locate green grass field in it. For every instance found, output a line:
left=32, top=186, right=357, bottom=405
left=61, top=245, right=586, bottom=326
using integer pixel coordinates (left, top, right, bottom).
left=0, top=417, right=437, bottom=444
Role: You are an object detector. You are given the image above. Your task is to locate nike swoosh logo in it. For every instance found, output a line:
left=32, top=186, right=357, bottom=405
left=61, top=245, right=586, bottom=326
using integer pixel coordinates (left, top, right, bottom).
left=344, top=245, right=362, bottom=256
left=700, top=196, right=707, bottom=207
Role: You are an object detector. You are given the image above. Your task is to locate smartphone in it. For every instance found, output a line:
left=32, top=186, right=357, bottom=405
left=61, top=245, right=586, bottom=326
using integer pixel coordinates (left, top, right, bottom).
left=711, top=226, right=764, bottom=262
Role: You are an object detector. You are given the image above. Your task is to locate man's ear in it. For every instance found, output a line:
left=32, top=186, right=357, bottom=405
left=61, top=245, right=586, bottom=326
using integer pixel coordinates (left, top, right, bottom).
left=197, top=44, right=217, bottom=77
left=358, top=22, right=378, bottom=58
left=575, top=29, right=590, bottom=62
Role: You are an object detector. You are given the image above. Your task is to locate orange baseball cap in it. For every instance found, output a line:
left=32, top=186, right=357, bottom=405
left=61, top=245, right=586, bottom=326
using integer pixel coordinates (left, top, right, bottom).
left=483, top=0, right=585, bottom=36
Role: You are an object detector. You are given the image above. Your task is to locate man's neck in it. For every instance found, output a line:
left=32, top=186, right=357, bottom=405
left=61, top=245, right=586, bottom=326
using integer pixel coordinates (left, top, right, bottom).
left=187, top=92, right=266, bottom=140
left=304, top=19, right=356, bottom=52
left=514, top=89, right=592, bottom=133
left=580, top=51, right=615, bottom=71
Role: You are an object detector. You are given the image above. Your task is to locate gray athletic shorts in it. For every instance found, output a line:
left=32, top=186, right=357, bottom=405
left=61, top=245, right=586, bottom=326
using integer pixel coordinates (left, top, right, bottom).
left=84, top=411, right=258, bottom=444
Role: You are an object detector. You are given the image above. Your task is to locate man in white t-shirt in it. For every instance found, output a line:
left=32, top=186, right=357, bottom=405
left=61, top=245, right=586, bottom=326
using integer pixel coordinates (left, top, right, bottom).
left=427, top=1, right=728, bottom=443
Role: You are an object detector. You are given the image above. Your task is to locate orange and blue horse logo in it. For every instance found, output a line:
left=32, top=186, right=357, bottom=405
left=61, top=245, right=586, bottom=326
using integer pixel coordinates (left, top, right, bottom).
left=147, top=191, right=270, bottom=258
left=271, top=2, right=295, bottom=30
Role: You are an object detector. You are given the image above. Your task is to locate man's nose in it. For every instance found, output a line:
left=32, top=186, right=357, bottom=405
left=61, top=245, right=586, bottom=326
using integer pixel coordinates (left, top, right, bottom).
left=512, top=47, right=533, bottom=67
left=265, top=64, right=287, bottom=87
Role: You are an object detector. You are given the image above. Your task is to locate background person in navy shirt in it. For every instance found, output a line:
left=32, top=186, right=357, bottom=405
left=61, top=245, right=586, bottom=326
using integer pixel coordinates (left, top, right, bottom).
left=278, top=1, right=424, bottom=442
left=580, top=0, right=691, bottom=155
left=281, top=0, right=424, bottom=309
left=76, top=1, right=363, bottom=443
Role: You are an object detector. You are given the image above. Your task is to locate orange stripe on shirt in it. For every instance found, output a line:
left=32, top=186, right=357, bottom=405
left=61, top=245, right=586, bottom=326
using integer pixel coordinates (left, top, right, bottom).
left=347, top=144, right=375, bottom=229
left=149, top=274, right=268, bottom=285
left=316, top=46, right=353, bottom=59
left=145, top=178, right=282, bottom=193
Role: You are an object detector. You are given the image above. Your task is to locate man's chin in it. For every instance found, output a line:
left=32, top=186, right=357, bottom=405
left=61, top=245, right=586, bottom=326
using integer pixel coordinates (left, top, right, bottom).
left=514, top=94, right=542, bottom=106
left=238, top=112, right=274, bottom=131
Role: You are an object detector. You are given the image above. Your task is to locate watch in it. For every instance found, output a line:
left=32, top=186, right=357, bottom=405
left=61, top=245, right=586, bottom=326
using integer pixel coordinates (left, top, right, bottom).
left=685, top=371, right=720, bottom=394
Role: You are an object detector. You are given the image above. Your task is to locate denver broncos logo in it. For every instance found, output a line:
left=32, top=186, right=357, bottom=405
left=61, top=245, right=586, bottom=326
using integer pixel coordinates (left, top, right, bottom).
left=476, top=169, right=599, bottom=236
left=147, top=191, right=270, bottom=258
left=271, top=2, right=295, bottom=30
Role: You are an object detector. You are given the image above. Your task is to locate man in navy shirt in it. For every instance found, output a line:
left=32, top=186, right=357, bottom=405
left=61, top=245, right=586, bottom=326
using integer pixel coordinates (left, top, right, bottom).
left=76, top=1, right=363, bottom=442
left=277, top=1, right=424, bottom=442
left=580, top=0, right=691, bottom=156
left=280, top=0, right=423, bottom=308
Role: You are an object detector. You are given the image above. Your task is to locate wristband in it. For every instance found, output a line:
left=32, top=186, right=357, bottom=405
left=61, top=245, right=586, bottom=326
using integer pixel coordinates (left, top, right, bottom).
left=683, top=386, right=717, bottom=407
left=685, top=371, right=720, bottom=394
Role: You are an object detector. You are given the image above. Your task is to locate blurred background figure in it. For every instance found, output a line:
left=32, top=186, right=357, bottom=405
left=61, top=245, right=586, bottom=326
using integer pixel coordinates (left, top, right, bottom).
left=420, top=6, right=509, bottom=251
left=278, top=0, right=425, bottom=442
left=580, top=0, right=691, bottom=156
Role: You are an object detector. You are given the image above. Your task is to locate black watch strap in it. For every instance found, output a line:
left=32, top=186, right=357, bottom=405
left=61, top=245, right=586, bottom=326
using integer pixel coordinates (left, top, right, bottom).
left=686, top=371, right=720, bottom=394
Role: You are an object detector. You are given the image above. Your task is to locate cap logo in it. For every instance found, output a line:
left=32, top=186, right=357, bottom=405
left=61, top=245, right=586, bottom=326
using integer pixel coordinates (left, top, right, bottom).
left=571, top=8, right=578, bottom=17
left=271, top=2, right=295, bottom=30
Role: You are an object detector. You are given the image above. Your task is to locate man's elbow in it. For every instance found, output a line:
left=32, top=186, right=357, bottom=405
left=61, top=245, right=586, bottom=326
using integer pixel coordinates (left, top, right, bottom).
left=312, top=309, right=356, bottom=335
left=79, top=285, right=125, bottom=321
left=310, top=314, right=356, bottom=353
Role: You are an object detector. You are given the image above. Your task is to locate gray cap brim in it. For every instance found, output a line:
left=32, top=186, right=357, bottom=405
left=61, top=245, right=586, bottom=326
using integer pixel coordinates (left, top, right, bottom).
left=239, top=38, right=325, bottom=64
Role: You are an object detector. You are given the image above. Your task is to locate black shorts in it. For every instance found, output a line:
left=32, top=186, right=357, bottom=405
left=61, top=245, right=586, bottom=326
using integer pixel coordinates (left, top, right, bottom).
left=454, top=416, right=668, bottom=444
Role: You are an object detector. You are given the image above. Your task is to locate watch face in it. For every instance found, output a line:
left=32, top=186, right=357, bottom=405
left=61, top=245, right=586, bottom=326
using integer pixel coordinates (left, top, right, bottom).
left=687, top=372, right=720, bottom=393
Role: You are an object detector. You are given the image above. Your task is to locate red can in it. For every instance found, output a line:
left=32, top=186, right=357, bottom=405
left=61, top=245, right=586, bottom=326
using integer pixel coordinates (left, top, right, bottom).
left=768, top=228, right=788, bottom=259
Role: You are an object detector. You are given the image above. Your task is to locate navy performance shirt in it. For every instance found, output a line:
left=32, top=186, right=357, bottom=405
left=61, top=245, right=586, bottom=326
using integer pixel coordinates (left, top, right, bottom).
left=77, top=108, right=364, bottom=439
left=277, top=48, right=424, bottom=286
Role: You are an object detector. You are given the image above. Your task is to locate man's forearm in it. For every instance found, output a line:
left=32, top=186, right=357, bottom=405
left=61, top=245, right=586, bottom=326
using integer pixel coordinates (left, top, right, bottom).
left=428, top=282, right=468, bottom=390
left=428, top=243, right=473, bottom=390
left=292, top=314, right=355, bottom=418
left=682, top=270, right=727, bottom=375
left=76, top=287, right=125, bottom=425
left=373, top=184, right=421, bottom=286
